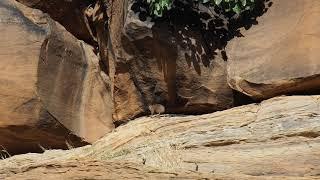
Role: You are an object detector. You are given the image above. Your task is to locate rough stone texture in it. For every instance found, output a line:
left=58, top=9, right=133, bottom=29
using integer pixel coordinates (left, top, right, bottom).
left=16, top=0, right=235, bottom=122
left=37, top=20, right=114, bottom=143
left=0, top=0, right=112, bottom=154
left=227, top=0, right=320, bottom=100
left=16, top=0, right=96, bottom=45
left=0, top=159, right=233, bottom=180
left=0, top=0, right=85, bottom=154
left=0, top=0, right=43, bottom=126
left=0, top=159, right=314, bottom=180
left=80, top=95, right=320, bottom=177
left=108, top=0, right=234, bottom=121
left=0, top=96, right=319, bottom=179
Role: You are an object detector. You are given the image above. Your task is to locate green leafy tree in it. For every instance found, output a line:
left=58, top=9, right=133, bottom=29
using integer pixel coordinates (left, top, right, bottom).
left=146, top=0, right=256, bottom=17
left=146, top=0, right=173, bottom=17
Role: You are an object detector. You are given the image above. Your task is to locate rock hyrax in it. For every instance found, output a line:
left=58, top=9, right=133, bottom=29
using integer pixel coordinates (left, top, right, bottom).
left=148, top=104, right=165, bottom=117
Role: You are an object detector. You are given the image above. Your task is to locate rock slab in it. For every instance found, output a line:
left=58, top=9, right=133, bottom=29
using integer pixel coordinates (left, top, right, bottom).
left=227, top=0, right=320, bottom=99
left=1, top=96, right=318, bottom=179
left=85, top=95, right=320, bottom=177
left=0, top=0, right=113, bottom=154
left=109, top=0, right=234, bottom=121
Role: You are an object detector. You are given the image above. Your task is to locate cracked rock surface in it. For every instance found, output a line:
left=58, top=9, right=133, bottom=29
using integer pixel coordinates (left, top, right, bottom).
left=1, top=95, right=319, bottom=179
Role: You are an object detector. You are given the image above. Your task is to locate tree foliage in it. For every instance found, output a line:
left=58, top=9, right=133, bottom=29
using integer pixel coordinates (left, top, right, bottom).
left=146, top=0, right=256, bottom=17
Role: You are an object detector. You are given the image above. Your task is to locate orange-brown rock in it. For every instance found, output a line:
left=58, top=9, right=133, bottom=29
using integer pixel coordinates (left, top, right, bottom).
left=16, top=0, right=235, bottom=123
left=0, top=0, right=113, bottom=154
left=0, top=95, right=319, bottom=179
left=107, top=0, right=234, bottom=121
left=80, top=96, right=320, bottom=177
left=15, top=0, right=95, bottom=45
left=37, top=20, right=114, bottom=143
left=227, top=0, right=320, bottom=100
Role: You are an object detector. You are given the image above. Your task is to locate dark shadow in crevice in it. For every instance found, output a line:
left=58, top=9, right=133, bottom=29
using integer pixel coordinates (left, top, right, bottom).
left=16, top=0, right=97, bottom=46
left=0, top=108, right=88, bottom=158
left=232, top=90, right=257, bottom=107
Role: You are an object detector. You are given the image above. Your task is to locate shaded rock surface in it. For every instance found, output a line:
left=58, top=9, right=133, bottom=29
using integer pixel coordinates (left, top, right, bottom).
left=107, top=0, right=234, bottom=121
left=16, top=0, right=96, bottom=45
left=227, top=0, right=320, bottom=100
left=15, top=0, right=236, bottom=123
left=0, top=0, right=113, bottom=154
left=0, top=96, right=319, bottom=179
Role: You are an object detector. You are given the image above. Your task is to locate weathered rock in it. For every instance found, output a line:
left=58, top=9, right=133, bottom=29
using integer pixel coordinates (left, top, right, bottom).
left=0, top=159, right=235, bottom=180
left=15, top=0, right=244, bottom=123
left=78, top=95, right=320, bottom=177
left=0, top=0, right=112, bottom=154
left=37, top=19, right=114, bottom=143
left=227, top=0, right=320, bottom=100
left=105, top=0, right=234, bottom=121
left=0, top=95, right=319, bottom=179
left=0, top=0, right=84, bottom=154
left=16, top=0, right=96, bottom=45
left=0, top=159, right=313, bottom=180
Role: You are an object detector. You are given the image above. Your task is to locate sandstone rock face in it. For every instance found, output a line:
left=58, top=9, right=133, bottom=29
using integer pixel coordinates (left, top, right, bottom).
left=227, top=0, right=320, bottom=100
left=0, top=160, right=310, bottom=180
left=17, top=0, right=235, bottom=122
left=0, top=0, right=112, bottom=153
left=80, top=96, right=320, bottom=177
left=108, top=0, right=234, bottom=121
left=16, top=0, right=95, bottom=45
left=0, top=159, right=227, bottom=179
left=0, top=0, right=87, bottom=154
left=37, top=21, right=114, bottom=143
left=0, top=96, right=319, bottom=179
left=0, top=0, right=44, bottom=126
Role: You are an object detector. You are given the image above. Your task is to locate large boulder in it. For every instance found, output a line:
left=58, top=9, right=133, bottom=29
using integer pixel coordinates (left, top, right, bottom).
left=0, top=0, right=112, bottom=154
left=16, top=0, right=235, bottom=123
left=37, top=21, right=115, bottom=142
left=16, top=0, right=95, bottom=45
left=227, top=0, right=320, bottom=99
left=81, top=95, right=320, bottom=177
left=0, top=0, right=84, bottom=154
left=105, top=0, right=234, bottom=121
left=0, top=95, right=319, bottom=179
